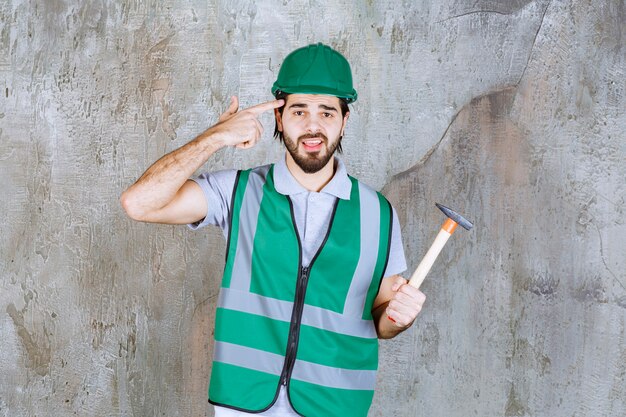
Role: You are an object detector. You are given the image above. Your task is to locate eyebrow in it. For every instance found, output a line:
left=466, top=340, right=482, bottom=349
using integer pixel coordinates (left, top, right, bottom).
left=287, top=103, right=339, bottom=112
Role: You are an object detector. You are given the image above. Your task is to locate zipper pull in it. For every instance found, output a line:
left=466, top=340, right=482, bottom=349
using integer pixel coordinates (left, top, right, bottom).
left=299, top=267, right=310, bottom=290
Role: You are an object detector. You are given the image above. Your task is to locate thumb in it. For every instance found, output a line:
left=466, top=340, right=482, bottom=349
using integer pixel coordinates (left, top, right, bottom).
left=227, top=96, right=239, bottom=114
left=219, top=96, right=239, bottom=122
left=391, top=276, right=408, bottom=292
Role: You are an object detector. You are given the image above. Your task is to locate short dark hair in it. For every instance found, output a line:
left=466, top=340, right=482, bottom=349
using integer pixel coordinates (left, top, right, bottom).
left=273, top=92, right=350, bottom=154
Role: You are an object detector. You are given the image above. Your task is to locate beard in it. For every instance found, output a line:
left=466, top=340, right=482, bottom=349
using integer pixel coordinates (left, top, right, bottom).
left=283, top=132, right=342, bottom=174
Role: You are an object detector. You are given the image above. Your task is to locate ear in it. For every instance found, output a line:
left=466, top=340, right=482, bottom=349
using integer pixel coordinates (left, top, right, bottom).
left=275, top=108, right=283, bottom=132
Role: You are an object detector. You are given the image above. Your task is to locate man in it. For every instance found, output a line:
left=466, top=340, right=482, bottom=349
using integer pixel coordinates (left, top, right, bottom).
left=121, top=43, right=425, bottom=417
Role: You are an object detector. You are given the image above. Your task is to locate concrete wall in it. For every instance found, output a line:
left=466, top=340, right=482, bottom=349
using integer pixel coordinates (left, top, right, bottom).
left=1, top=0, right=624, bottom=416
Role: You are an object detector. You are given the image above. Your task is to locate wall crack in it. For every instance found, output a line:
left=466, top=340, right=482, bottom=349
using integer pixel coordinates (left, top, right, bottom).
left=595, top=222, right=626, bottom=292
left=436, top=10, right=512, bottom=24
left=516, top=0, right=552, bottom=86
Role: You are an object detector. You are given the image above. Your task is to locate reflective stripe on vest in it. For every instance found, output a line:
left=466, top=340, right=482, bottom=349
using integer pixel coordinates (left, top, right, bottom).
left=214, top=341, right=377, bottom=390
left=209, top=165, right=392, bottom=417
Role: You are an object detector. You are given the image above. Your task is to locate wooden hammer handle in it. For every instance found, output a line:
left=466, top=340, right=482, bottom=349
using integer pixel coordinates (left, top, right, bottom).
left=408, top=219, right=458, bottom=289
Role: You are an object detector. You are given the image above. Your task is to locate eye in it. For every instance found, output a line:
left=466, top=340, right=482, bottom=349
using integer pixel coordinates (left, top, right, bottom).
left=294, top=110, right=304, bottom=116
left=322, top=112, right=333, bottom=118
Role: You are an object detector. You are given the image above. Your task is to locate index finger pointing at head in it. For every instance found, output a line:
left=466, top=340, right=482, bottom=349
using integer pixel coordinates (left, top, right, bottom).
left=247, top=99, right=285, bottom=115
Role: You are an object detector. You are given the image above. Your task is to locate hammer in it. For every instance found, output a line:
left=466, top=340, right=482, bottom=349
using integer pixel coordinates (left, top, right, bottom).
left=408, top=203, right=473, bottom=289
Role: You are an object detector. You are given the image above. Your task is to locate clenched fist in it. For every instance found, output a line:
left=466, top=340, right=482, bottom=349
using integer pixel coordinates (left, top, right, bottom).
left=385, top=276, right=426, bottom=329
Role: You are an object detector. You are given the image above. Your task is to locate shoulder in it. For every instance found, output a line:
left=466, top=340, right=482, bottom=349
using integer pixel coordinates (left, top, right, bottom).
left=247, top=163, right=272, bottom=176
left=349, top=176, right=392, bottom=206
left=199, top=164, right=271, bottom=183
left=237, top=163, right=273, bottom=184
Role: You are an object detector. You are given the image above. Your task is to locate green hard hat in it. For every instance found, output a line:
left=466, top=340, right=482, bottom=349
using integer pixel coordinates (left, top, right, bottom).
left=271, top=43, right=358, bottom=103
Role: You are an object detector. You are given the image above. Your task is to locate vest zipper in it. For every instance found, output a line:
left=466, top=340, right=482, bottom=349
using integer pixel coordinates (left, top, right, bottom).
left=280, top=265, right=310, bottom=387
left=279, top=197, right=339, bottom=390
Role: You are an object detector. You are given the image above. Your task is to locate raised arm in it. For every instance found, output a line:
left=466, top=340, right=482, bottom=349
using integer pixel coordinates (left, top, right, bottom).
left=120, top=96, right=284, bottom=224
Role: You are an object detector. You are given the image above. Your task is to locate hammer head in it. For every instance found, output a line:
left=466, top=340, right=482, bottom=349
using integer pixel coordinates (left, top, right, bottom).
left=435, top=203, right=473, bottom=230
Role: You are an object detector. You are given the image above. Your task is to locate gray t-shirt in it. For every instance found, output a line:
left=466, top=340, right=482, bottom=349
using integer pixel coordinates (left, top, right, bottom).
left=189, top=155, right=407, bottom=417
left=190, top=156, right=407, bottom=276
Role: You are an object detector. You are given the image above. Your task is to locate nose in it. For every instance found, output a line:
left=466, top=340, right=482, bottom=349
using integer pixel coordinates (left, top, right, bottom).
left=305, top=114, right=321, bottom=134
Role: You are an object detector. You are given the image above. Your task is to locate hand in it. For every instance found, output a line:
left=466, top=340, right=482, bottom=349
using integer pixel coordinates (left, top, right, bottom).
left=212, top=96, right=284, bottom=149
left=385, top=276, right=426, bottom=328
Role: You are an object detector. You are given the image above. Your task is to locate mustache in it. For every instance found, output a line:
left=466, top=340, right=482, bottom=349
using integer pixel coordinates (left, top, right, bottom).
left=298, top=133, right=328, bottom=142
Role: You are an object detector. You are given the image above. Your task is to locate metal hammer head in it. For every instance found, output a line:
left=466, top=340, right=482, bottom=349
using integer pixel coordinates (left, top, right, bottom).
left=435, top=203, right=473, bottom=230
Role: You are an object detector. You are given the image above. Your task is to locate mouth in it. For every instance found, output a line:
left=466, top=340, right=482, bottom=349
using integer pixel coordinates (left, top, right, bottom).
left=299, top=135, right=326, bottom=152
left=302, top=139, right=322, bottom=151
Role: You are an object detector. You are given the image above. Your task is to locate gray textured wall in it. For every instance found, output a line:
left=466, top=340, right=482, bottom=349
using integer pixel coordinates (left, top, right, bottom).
left=1, top=0, right=624, bottom=416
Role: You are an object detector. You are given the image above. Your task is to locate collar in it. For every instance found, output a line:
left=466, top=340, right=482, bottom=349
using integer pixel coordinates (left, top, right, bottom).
left=273, top=154, right=352, bottom=200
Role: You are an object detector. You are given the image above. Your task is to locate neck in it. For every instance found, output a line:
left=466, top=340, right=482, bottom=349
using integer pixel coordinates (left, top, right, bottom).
left=285, top=153, right=336, bottom=192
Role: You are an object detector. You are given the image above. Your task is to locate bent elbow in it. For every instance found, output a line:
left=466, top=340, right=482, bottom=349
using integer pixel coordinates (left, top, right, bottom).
left=120, top=191, right=145, bottom=222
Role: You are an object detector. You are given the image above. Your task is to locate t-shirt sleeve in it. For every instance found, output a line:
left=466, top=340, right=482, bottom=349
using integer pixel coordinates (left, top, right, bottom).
left=382, top=206, right=408, bottom=278
left=187, top=169, right=238, bottom=236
